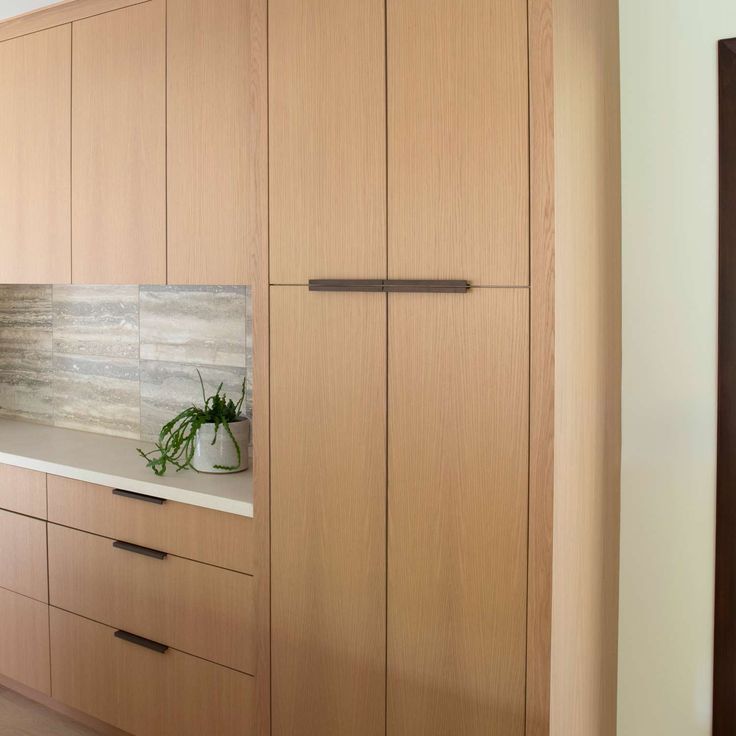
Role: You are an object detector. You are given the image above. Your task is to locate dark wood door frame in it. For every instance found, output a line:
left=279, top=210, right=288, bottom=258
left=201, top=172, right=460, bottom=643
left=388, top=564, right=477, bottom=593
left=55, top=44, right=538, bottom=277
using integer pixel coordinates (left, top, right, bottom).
left=715, top=37, right=736, bottom=735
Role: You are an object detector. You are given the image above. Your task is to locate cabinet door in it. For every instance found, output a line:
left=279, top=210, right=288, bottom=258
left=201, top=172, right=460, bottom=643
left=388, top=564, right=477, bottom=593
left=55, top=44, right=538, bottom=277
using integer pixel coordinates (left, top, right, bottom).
left=388, top=288, right=529, bottom=735
left=167, top=0, right=266, bottom=285
left=271, top=287, right=386, bottom=736
left=72, top=1, right=166, bottom=284
left=269, top=0, right=386, bottom=283
left=388, top=0, right=529, bottom=286
left=0, top=509, right=48, bottom=603
left=0, top=26, right=70, bottom=284
left=0, top=587, right=50, bottom=695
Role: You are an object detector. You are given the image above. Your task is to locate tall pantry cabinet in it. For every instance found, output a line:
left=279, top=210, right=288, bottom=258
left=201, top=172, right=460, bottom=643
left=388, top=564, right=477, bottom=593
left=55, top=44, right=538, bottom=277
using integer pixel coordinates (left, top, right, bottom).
left=269, top=1, right=622, bottom=736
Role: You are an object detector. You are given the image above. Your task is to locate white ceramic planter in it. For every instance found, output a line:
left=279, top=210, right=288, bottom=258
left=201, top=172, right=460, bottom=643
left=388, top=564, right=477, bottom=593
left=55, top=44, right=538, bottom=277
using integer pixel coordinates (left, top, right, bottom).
left=192, top=418, right=250, bottom=474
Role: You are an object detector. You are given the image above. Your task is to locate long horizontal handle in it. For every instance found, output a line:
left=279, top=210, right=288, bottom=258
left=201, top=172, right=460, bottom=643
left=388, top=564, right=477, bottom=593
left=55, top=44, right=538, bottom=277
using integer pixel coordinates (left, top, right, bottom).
left=113, top=540, right=167, bottom=560
left=112, top=488, right=166, bottom=505
left=114, top=629, right=169, bottom=654
left=309, top=279, right=470, bottom=293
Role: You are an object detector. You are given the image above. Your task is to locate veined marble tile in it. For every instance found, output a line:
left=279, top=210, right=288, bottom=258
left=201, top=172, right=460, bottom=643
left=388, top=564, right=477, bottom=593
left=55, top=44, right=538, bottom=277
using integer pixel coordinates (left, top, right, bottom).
left=0, top=285, right=52, bottom=352
left=140, top=360, right=250, bottom=442
left=140, top=285, right=248, bottom=367
left=0, top=351, right=53, bottom=424
left=53, top=354, right=140, bottom=439
left=53, top=285, right=139, bottom=358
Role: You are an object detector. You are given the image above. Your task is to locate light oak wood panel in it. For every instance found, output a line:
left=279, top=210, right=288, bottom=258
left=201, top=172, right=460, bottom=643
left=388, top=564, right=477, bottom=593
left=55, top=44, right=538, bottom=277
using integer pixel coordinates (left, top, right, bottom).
left=550, top=0, right=622, bottom=733
left=388, top=288, right=529, bottom=736
left=48, top=523, right=255, bottom=673
left=0, top=25, right=70, bottom=283
left=243, top=1, right=269, bottom=727
left=527, top=0, right=555, bottom=733
left=387, top=0, right=528, bottom=286
left=47, top=475, right=253, bottom=573
left=71, top=0, right=166, bottom=284
left=269, top=0, right=386, bottom=283
left=0, top=464, right=46, bottom=519
left=271, top=287, right=386, bottom=736
left=167, top=0, right=266, bottom=284
left=50, top=607, right=254, bottom=736
left=0, top=0, right=148, bottom=42
left=0, top=509, right=48, bottom=603
left=0, top=678, right=132, bottom=736
left=0, top=588, right=50, bottom=695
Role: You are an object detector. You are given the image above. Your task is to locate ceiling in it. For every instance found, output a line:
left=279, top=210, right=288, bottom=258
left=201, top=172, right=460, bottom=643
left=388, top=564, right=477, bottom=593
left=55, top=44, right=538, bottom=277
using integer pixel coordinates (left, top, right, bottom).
left=0, top=1, right=58, bottom=22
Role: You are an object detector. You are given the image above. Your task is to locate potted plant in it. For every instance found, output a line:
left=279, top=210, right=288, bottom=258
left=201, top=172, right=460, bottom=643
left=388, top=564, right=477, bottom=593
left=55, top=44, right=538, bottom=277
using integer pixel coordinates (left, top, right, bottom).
left=138, top=371, right=250, bottom=476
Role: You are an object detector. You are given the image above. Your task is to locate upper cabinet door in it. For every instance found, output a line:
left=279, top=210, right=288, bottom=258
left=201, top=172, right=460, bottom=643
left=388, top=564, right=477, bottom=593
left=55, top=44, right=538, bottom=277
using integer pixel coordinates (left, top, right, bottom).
left=388, top=0, right=529, bottom=286
left=72, top=1, right=166, bottom=284
left=167, top=0, right=267, bottom=285
left=269, top=0, right=386, bottom=284
left=0, top=26, right=71, bottom=284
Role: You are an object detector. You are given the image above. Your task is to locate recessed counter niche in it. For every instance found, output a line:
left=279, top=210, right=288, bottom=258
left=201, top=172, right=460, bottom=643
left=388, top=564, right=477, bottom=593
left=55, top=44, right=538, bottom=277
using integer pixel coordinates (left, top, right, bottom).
left=0, top=282, right=257, bottom=736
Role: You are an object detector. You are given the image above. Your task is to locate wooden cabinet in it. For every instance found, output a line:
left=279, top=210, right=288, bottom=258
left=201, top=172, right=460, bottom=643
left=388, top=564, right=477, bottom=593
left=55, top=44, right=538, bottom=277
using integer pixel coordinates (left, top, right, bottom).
left=0, top=25, right=70, bottom=284
left=47, top=475, right=254, bottom=574
left=269, top=0, right=386, bottom=283
left=0, top=588, right=50, bottom=695
left=71, top=0, right=166, bottom=284
left=0, top=461, right=256, bottom=735
left=388, top=289, right=529, bottom=735
left=48, top=523, right=255, bottom=674
left=270, top=287, right=386, bottom=736
left=0, top=509, right=48, bottom=603
left=388, top=0, right=529, bottom=286
left=50, top=607, right=254, bottom=736
left=0, top=464, right=46, bottom=519
left=167, top=0, right=266, bottom=285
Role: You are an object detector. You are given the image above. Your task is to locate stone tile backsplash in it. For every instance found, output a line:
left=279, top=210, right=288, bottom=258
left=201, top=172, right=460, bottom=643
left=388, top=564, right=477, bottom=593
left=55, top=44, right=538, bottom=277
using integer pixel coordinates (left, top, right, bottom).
left=0, top=284, right=251, bottom=441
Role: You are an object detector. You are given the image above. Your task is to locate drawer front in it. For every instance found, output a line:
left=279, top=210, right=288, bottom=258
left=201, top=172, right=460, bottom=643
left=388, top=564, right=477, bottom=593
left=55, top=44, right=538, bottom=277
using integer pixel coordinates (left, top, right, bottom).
left=0, top=509, right=48, bottom=602
left=48, top=524, right=255, bottom=674
left=47, top=474, right=253, bottom=573
left=0, top=463, right=46, bottom=518
left=0, top=587, right=50, bottom=694
left=50, top=607, right=253, bottom=736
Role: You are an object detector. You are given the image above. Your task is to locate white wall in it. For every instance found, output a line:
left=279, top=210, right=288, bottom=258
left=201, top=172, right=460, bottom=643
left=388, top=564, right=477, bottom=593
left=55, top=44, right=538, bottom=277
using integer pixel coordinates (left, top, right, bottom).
left=618, top=2, right=736, bottom=734
left=0, top=1, right=57, bottom=22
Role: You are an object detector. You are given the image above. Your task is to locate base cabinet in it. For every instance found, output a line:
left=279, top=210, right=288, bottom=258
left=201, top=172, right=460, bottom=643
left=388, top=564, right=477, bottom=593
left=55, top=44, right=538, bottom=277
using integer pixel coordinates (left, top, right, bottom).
left=50, top=607, right=254, bottom=736
left=0, top=587, right=50, bottom=695
left=48, top=523, right=255, bottom=674
left=0, top=461, right=255, bottom=736
left=0, top=509, right=48, bottom=602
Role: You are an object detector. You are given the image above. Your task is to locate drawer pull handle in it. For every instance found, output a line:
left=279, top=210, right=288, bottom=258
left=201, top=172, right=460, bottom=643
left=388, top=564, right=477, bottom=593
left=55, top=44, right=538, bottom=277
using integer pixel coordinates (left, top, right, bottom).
left=309, top=279, right=470, bottom=293
left=114, top=630, right=169, bottom=654
left=112, top=488, right=166, bottom=505
left=113, top=540, right=167, bottom=560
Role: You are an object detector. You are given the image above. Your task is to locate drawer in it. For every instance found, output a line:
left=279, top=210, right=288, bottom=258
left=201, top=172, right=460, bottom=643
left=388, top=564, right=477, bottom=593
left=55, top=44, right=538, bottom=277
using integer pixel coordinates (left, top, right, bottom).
left=0, top=463, right=46, bottom=518
left=48, top=523, right=255, bottom=674
left=50, top=607, right=253, bottom=736
left=47, top=474, right=253, bottom=573
left=0, top=508, right=48, bottom=602
left=0, top=587, right=50, bottom=695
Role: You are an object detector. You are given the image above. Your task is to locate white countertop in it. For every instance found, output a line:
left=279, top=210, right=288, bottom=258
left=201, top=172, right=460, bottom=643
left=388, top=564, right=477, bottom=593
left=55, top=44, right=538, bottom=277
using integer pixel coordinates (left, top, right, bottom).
left=0, top=418, right=253, bottom=517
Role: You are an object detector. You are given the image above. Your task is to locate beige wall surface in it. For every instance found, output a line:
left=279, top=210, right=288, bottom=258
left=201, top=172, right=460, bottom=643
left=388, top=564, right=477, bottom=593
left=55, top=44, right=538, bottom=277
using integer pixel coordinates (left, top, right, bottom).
left=618, top=2, right=736, bottom=734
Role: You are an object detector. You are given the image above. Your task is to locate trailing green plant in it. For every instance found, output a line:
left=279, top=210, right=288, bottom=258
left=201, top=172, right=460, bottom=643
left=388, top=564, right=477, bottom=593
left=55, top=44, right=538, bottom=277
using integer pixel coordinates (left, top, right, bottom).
left=138, top=370, right=247, bottom=476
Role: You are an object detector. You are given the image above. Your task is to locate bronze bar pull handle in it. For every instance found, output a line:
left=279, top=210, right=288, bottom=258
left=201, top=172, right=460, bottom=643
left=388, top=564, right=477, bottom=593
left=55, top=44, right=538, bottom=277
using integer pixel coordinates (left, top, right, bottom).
left=112, top=488, right=166, bottom=505
left=114, top=629, right=169, bottom=654
left=309, top=279, right=470, bottom=293
left=309, top=279, right=384, bottom=292
left=382, top=280, right=470, bottom=293
left=113, top=540, right=167, bottom=560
